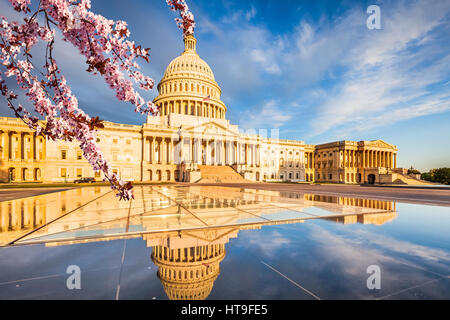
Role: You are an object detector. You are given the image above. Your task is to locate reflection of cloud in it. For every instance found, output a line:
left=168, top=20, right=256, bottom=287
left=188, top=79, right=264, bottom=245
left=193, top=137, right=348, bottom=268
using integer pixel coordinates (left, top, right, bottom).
left=351, top=228, right=450, bottom=264
left=238, top=229, right=291, bottom=258
left=309, top=223, right=450, bottom=274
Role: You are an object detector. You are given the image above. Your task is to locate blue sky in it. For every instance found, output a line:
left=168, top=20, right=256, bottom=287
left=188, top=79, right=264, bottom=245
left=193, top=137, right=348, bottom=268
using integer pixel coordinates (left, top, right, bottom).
left=0, top=0, right=449, bottom=171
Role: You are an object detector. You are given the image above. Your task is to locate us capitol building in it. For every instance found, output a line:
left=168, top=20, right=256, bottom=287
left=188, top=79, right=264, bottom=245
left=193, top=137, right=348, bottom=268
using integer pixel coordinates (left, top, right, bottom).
left=0, top=34, right=405, bottom=185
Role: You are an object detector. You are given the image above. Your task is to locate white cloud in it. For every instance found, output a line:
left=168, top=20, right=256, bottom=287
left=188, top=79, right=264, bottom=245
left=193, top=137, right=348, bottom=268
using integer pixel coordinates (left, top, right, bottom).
left=307, top=0, right=450, bottom=136
left=245, top=6, right=256, bottom=21
left=238, top=100, right=292, bottom=130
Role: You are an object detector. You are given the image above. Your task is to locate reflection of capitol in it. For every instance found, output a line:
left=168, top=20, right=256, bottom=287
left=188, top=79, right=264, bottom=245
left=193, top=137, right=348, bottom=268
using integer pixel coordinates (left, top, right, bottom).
left=147, top=229, right=232, bottom=300
left=1, top=186, right=398, bottom=300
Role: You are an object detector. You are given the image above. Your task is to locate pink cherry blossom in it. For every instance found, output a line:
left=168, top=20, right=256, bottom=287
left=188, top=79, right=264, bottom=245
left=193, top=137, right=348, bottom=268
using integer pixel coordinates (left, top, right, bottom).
left=0, top=0, right=195, bottom=200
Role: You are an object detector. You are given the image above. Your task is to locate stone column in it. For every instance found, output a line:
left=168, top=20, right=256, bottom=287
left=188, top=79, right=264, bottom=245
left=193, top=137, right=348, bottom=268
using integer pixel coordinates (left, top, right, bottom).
left=252, top=144, right=256, bottom=167
left=224, top=141, right=228, bottom=165
left=205, top=139, right=210, bottom=165
left=144, top=137, right=149, bottom=162
left=170, top=138, right=174, bottom=164
left=251, top=144, right=255, bottom=166
left=189, top=137, right=193, bottom=163
left=373, top=150, right=376, bottom=167
left=223, top=140, right=227, bottom=165
left=0, top=131, right=3, bottom=159
left=362, top=150, right=365, bottom=168
left=342, top=149, right=346, bottom=168
left=394, top=153, right=397, bottom=168
left=164, top=139, right=169, bottom=164
left=348, top=150, right=351, bottom=168
left=179, top=137, right=184, bottom=163
left=17, top=133, right=23, bottom=160
left=30, top=133, right=35, bottom=161
left=42, top=136, right=46, bottom=162
left=3, top=131, right=9, bottom=160
left=211, top=139, right=214, bottom=165
left=199, top=138, right=203, bottom=164
left=257, top=145, right=260, bottom=167
left=3, top=131, right=7, bottom=159
left=195, top=138, right=201, bottom=164
left=237, top=142, right=240, bottom=164
left=150, top=137, right=155, bottom=163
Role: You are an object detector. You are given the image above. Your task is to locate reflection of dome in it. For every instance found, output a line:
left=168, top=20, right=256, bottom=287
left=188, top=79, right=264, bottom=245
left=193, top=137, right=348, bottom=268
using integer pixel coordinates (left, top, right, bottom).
left=152, top=244, right=225, bottom=300
left=153, top=34, right=227, bottom=119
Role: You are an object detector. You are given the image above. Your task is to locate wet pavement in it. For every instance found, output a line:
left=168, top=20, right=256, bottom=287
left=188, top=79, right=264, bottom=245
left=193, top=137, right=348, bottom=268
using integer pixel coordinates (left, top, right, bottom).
left=0, top=185, right=449, bottom=299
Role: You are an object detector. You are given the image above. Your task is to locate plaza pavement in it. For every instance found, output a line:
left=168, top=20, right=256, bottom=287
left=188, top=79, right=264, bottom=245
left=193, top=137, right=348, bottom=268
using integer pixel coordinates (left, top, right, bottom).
left=196, top=182, right=450, bottom=207
left=1, top=182, right=449, bottom=206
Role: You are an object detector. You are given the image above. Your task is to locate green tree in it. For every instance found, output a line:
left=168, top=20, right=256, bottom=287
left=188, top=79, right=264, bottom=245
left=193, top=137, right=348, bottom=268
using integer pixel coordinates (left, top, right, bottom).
left=433, top=168, right=450, bottom=185
left=421, top=168, right=450, bottom=185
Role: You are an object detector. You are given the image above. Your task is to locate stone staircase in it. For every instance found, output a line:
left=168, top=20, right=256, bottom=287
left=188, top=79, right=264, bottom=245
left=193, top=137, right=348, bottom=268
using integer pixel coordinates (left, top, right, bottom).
left=392, top=173, right=433, bottom=185
left=197, top=165, right=246, bottom=183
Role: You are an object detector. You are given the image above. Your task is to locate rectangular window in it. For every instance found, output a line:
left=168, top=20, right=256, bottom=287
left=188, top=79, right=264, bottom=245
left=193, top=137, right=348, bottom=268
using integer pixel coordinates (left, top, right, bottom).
left=61, top=150, right=67, bottom=160
left=76, top=168, right=82, bottom=178
left=77, top=151, right=82, bottom=160
left=113, top=152, right=118, bottom=161
left=95, top=171, right=101, bottom=178
left=61, top=168, right=67, bottom=178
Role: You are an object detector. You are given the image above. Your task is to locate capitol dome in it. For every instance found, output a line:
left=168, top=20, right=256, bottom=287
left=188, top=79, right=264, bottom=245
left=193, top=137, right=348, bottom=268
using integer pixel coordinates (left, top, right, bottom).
left=153, top=34, right=227, bottom=120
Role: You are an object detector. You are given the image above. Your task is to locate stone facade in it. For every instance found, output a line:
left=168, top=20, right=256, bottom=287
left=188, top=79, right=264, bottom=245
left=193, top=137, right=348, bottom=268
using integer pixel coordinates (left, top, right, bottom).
left=0, top=35, right=398, bottom=184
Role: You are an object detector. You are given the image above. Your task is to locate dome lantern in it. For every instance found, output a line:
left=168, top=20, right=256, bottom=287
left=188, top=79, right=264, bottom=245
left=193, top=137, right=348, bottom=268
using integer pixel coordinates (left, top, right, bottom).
left=184, top=34, right=197, bottom=53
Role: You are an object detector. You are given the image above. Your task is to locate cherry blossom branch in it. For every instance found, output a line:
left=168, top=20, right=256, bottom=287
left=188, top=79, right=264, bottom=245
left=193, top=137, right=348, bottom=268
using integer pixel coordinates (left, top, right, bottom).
left=1, top=0, right=195, bottom=201
left=166, top=0, right=195, bottom=36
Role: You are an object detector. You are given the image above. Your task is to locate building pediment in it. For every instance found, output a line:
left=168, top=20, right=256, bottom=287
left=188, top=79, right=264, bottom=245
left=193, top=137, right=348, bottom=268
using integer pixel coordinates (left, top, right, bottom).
left=365, top=139, right=397, bottom=150
left=185, top=121, right=240, bottom=138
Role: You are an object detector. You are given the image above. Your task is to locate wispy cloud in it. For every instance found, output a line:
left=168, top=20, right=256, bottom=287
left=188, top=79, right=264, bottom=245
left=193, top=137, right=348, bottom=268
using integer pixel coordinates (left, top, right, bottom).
left=306, top=0, right=450, bottom=137
left=238, top=100, right=292, bottom=130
